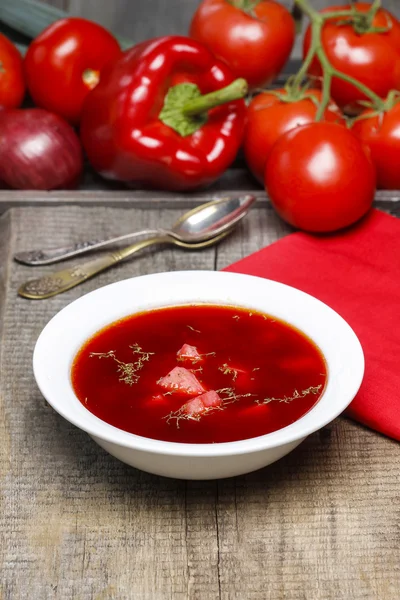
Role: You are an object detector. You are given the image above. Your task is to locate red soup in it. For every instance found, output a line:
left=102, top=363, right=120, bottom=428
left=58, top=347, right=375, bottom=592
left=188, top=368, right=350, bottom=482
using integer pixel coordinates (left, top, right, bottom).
left=71, top=305, right=327, bottom=444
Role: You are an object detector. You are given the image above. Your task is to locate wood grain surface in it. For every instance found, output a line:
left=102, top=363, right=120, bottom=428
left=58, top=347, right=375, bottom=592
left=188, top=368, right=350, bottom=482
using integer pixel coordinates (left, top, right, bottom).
left=41, top=0, right=69, bottom=10
left=0, top=202, right=399, bottom=600
left=43, top=0, right=400, bottom=57
left=2, top=188, right=400, bottom=216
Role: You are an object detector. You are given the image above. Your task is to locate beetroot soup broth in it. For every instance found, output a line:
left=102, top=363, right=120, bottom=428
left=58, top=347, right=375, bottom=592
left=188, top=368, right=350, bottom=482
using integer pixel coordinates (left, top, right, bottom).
left=71, top=305, right=327, bottom=444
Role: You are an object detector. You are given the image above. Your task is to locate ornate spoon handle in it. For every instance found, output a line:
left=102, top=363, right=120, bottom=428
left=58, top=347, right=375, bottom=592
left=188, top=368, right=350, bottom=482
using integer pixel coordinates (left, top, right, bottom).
left=18, top=236, right=169, bottom=300
left=14, top=228, right=163, bottom=266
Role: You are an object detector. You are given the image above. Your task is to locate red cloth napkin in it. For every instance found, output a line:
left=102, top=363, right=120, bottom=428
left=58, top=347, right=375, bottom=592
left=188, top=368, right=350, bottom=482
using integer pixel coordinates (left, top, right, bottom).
left=224, top=209, right=400, bottom=441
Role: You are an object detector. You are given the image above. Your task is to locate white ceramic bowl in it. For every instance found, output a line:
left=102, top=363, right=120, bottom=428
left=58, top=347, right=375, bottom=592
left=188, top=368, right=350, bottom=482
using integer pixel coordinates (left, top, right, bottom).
left=33, top=271, right=364, bottom=480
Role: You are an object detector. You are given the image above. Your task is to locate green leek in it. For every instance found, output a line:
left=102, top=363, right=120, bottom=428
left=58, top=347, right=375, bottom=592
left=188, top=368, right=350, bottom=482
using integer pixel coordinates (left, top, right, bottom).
left=0, top=0, right=133, bottom=49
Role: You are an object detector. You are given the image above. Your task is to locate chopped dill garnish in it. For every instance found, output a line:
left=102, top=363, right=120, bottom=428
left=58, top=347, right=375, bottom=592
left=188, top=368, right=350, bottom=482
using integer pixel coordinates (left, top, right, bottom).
left=89, top=343, right=154, bottom=386
left=130, top=343, right=155, bottom=362
left=217, top=388, right=256, bottom=403
left=218, top=363, right=238, bottom=381
left=187, top=325, right=201, bottom=333
left=256, top=385, right=322, bottom=406
left=164, top=388, right=256, bottom=428
left=178, top=355, right=195, bottom=363
left=164, top=403, right=224, bottom=428
left=177, top=351, right=216, bottom=365
left=216, top=386, right=235, bottom=396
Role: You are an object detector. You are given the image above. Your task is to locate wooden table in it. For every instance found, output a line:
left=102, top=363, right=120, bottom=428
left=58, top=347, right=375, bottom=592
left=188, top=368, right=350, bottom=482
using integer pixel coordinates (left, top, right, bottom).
left=34, top=1, right=400, bottom=58
left=0, top=194, right=399, bottom=600
left=1, top=1, right=399, bottom=596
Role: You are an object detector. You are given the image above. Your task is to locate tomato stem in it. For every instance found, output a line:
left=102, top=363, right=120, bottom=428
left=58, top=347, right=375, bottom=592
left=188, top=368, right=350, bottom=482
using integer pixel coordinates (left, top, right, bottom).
left=370, top=0, right=382, bottom=20
left=227, top=0, right=262, bottom=13
left=291, top=13, right=321, bottom=89
left=292, top=0, right=319, bottom=20
left=293, top=0, right=386, bottom=119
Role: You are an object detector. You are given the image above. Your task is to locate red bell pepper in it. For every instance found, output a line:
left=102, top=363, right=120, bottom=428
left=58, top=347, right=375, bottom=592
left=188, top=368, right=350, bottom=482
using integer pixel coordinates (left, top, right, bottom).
left=80, top=36, right=248, bottom=191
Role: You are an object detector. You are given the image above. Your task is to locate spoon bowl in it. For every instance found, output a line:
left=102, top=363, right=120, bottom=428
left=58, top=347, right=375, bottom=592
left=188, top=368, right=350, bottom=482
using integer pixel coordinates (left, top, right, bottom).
left=171, top=194, right=255, bottom=242
left=14, top=195, right=255, bottom=266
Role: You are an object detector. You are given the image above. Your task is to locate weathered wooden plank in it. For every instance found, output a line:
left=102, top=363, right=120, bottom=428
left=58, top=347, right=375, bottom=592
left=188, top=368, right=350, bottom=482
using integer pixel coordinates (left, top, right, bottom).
left=45, top=0, right=400, bottom=60
left=0, top=204, right=399, bottom=599
left=65, top=0, right=291, bottom=46
left=40, top=0, right=69, bottom=10
left=0, top=206, right=220, bottom=600
left=214, top=423, right=400, bottom=600
left=1, top=188, right=400, bottom=217
left=214, top=204, right=400, bottom=600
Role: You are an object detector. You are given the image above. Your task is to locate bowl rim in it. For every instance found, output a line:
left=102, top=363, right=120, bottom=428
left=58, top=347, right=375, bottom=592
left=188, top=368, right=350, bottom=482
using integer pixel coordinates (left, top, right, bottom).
left=33, top=270, right=365, bottom=458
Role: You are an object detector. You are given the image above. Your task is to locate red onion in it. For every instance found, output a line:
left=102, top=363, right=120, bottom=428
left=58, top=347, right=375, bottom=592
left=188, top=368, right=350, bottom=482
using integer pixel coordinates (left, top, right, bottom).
left=0, top=108, right=83, bottom=190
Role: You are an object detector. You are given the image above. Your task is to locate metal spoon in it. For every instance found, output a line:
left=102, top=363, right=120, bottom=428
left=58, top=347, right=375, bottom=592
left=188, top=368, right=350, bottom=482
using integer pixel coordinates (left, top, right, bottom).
left=14, top=194, right=255, bottom=266
left=18, top=231, right=230, bottom=300
left=18, top=195, right=255, bottom=300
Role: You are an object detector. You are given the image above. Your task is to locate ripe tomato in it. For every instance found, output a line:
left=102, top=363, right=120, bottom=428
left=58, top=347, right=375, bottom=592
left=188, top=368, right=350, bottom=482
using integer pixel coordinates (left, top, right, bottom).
left=25, top=18, right=121, bottom=124
left=0, top=34, right=25, bottom=109
left=303, top=3, right=400, bottom=112
left=265, top=122, right=376, bottom=233
left=352, top=103, right=400, bottom=189
left=244, top=89, right=343, bottom=184
left=190, top=0, right=295, bottom=89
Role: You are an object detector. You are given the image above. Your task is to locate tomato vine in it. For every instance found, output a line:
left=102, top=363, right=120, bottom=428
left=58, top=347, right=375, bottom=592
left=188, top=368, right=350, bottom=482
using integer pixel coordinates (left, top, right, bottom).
left=293, top=0, right=387, bottom=118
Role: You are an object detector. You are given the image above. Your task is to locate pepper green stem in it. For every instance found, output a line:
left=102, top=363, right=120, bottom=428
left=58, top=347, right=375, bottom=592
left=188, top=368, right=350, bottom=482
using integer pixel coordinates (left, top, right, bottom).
left=293, top=0, right=386, bottom=119
left=182, top=78, right=248, bottom=117
left=160, top=78, right=248, bottom=137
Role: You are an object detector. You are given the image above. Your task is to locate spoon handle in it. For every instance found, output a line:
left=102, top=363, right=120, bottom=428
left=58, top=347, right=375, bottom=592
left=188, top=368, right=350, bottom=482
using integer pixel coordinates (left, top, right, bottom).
left=18, top=236, right=169, bottom=300
left=14, top=228, right=165, bottom=266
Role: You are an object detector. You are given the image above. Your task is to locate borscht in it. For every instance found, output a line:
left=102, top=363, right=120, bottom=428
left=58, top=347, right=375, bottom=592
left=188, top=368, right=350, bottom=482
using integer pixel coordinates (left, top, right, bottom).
left=71, top=304, right=327, bottom=444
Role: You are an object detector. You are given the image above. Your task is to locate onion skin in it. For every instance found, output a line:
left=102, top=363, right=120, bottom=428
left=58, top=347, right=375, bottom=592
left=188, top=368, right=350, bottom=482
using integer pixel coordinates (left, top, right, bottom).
left=0, top=108, right=83, bottom=190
